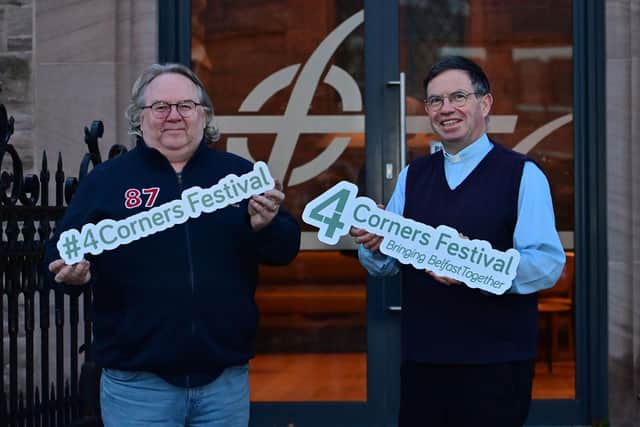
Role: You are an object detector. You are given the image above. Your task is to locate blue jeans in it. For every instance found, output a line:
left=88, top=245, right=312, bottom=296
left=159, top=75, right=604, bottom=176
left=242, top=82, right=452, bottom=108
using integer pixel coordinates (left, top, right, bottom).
left=100, top=365, right=250, bottom=427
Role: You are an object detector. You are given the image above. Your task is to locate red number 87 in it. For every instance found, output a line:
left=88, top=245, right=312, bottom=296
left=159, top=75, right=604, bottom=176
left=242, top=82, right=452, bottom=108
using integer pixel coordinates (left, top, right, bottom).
left=124, top=187, right=160, bottom=209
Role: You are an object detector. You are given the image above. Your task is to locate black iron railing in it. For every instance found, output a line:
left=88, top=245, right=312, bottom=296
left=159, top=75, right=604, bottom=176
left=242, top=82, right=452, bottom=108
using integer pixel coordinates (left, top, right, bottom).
left=1, top=104, right=126, bottom=427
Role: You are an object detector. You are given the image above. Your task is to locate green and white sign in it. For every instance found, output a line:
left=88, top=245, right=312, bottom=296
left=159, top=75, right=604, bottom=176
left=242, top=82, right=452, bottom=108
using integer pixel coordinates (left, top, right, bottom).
left=57, top=162, right=275, bottom=265
left=302, top=181, right=520, bottom=294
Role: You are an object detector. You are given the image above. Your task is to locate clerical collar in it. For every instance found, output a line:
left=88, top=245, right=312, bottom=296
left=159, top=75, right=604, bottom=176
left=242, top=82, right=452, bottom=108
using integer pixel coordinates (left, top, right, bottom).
left=442, top=134, right=492, bottom=164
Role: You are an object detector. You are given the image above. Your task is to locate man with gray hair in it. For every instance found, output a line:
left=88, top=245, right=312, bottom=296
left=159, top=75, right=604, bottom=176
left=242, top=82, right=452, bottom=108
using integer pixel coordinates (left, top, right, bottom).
left=46, top=63, right=300, bottom=426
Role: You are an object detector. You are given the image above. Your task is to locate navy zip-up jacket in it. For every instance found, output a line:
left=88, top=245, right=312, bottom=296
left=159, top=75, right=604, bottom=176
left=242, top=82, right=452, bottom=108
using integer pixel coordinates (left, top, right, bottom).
left=44, top=138, right=300, bottom=386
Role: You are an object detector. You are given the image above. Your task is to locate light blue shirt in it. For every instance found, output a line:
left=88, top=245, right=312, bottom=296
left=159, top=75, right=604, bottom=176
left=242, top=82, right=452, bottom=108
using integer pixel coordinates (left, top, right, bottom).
left=358, top=134, right=566, bottom=294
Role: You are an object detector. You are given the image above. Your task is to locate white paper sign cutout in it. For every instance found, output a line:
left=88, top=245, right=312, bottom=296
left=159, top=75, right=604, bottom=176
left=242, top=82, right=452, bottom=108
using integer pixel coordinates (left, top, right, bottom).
left=302, top=181, right=520, bottom=294
left=57, top=162, right=275, bottom=264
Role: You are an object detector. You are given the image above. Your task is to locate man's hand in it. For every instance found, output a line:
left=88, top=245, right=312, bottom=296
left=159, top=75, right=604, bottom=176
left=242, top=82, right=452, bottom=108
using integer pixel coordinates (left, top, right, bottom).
left=249, top=180, right=284, bottom=231
left=425, top=270, right=463, bottom=286
left=349, top=203, right=385, bottom=252
left=425, top=232, right=467, bottom=286
left=349, top=227, right=384, bottom=252
left=48, top=259, right=91, bottom=285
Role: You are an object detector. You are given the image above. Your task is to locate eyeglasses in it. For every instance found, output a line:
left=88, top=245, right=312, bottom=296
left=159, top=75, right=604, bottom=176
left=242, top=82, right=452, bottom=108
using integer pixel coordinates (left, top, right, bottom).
left=141, top=100, right=202, bottom=119
left=423, top=91, right=484, bottom=111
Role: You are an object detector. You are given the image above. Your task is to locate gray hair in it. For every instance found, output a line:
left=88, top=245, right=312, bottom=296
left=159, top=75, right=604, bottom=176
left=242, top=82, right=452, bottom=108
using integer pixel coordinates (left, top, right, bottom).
left=125, top=63, right=220, bottom=143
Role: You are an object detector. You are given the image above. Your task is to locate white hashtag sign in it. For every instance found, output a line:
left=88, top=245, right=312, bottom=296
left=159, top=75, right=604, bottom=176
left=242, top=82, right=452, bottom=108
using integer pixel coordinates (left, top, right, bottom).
left=57, top=162, right=275, bottom=264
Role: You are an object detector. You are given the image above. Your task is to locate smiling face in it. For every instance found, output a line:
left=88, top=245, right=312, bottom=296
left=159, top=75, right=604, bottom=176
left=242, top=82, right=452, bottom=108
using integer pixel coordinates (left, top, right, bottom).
left=425, top=69, right=493, bottom=154
left=140, top=73, right=205, bottom=171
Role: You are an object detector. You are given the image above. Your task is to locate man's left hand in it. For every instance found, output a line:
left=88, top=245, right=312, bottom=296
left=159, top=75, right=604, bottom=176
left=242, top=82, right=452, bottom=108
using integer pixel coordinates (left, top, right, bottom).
left=426, top=270, right=464, bottom=286
left=249, top=180, right=284, bottom=231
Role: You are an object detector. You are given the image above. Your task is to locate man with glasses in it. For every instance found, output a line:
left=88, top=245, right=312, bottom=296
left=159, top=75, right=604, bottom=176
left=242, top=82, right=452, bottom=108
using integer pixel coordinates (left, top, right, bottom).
left=352, top=56, right=565, bottom=426
left=45, top=63, right=300, bottom=426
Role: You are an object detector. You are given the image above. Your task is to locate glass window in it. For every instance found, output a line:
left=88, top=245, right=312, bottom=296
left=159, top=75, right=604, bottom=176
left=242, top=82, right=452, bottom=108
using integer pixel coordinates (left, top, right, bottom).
left=192, top=0, right=366, bottom=402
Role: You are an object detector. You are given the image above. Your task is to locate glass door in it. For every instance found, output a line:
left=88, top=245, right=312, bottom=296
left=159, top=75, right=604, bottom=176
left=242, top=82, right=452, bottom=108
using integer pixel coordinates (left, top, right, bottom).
left=191, top=2, right=384, bottom=425
left=384, top=0, right=581, bottom=424
left=183, top=0, right=583, bottom=424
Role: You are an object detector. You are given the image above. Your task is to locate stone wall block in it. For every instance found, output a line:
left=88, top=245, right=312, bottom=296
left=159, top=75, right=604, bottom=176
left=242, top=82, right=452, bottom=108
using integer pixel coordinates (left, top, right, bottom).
left=0, top=8, right=6, bottom=51
left=0, top=0, right=29, bottom=5
left=7, top=4, right=32, bottom=35
left=8, top=36, right=31, bottom=51
left=0, top=54, right=31, bottom=102
left=36, top=0, right=115, bottom=62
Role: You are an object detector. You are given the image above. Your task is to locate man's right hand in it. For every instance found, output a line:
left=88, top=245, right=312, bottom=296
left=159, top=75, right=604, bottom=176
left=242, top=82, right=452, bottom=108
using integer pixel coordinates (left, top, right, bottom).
left=48, top=259, right=91, bottom=285
left=349, top=203, right=385, bottom=252
left=349, top=227, right=384, bottom=253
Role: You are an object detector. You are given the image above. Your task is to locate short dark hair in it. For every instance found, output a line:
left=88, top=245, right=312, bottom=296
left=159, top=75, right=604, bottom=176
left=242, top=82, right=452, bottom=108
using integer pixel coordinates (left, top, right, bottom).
left=423, top=56, right=491, bottom=96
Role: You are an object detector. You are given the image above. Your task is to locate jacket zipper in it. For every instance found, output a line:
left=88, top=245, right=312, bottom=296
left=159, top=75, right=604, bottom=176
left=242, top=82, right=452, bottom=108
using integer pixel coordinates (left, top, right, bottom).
left=177, top=171, right=196, bottom=388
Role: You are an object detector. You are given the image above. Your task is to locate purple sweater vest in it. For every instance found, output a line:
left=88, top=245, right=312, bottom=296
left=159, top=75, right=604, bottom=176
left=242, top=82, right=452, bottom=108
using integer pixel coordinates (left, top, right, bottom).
left=401, top=143, right=538, bottom=363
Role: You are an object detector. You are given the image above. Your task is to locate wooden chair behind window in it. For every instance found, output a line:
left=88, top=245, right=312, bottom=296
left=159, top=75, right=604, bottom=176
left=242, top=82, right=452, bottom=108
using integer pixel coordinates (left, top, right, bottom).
left=538, top=251, right=575, bottom=373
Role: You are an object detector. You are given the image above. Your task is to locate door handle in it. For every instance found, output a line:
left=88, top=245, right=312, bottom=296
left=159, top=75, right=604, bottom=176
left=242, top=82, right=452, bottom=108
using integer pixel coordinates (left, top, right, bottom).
left=387, top=306, right=402, bottom=312
left=386, top=72, right=407, bottom=170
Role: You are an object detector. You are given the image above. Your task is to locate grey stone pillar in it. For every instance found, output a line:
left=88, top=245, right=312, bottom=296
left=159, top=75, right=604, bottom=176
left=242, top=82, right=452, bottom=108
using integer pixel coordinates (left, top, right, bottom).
left=34, top=0, right=157, bottom=173
left=606, top=0, right=640, bottom=425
